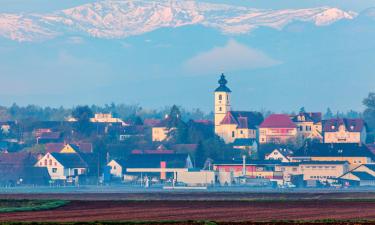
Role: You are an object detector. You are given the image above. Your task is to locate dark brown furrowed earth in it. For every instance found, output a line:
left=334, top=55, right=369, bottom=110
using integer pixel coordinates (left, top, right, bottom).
left=0, top=199, right=375, bottom=222
left=1, top=192, right=375, bottom=223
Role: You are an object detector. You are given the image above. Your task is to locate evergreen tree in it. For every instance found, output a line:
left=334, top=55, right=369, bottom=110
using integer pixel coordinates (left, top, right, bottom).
left=324, top=108, right=334, bottom=119
left=194, top=141, right=206, bottom=168
left=363, top=92, right=375, bottom=143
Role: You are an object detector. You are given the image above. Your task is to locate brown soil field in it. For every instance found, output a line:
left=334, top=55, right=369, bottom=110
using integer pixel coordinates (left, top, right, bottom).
left=0, top=200, right=375, bottom=223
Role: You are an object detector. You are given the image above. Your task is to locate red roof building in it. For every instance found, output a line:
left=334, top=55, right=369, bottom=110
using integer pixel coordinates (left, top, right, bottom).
left=259, top=114, right=298, bottom=144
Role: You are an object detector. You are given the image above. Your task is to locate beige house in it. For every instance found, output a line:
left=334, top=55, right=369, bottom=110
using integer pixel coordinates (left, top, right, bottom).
left=299, top=161, right=349, bottom=183
left=323, top=118, right=366, bottom=144
left=290, top=143, right=374, bottom=170
left=259, top=114, right=298, bottom=144
left=214, top=74, right=263, bottom=143
left=276, top=161, right=349, bottom=184
left=338, top=164, right=375, bottom=186
left=291, top=112, right=323, bottom=142
left=90, top=113, right=128, bottom=126
left=35, top=152, right=88, bottom=182
left=107, top=159, right=126, bottom=178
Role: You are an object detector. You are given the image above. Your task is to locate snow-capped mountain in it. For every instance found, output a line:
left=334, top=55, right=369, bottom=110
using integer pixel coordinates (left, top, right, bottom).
left=0, top=0, right=357, bottom=42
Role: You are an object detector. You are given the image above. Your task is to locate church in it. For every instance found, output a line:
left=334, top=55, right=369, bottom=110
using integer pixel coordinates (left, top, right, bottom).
left=214, top=74, right=263, bottom=144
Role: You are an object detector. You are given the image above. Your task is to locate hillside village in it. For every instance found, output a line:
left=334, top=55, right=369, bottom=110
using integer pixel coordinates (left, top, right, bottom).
left=0, top=74, right=375, bottom=188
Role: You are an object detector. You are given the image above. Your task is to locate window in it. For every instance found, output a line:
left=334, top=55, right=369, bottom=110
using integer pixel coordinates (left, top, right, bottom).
left=232, top=131, right=235, bottom=137
left=219, top=107, right=222, bottom=112
left=49, top=159, right=52, bottom=166
left=219, top=95, right=222, bottom=101
left=52, top=168, right=57, bottom=173
left=240, top=130, right=243, bottom=134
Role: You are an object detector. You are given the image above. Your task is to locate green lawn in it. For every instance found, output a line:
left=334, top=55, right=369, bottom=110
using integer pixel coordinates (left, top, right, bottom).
left=0, top=199, right=69, bottom=213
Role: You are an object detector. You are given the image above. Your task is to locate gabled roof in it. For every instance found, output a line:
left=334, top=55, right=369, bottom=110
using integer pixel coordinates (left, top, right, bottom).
left=220, top=111, right=263, bottom=129
left=291, top=112, right=322, bottom=124
left=293, top=143, right=374, bottom=158
left=260, top=114, right=296, bottom=129
left=323, top=118, right=365, bottom=132
left=39, top=132, right=61, bottom=140
left=109, top=158, right=127, bottom=168
left=126, top=154, right=190, bottom=169
left=351, top=171, right=375, bottom=180
left=50, top=152, right=88, bottom=168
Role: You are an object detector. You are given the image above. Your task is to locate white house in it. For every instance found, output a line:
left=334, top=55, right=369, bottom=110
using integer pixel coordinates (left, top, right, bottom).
left=35, top=152, right=88, bottom=183
left=265, top=149, right=292, bottom=163
left=107, top=159, right=127, bottom=178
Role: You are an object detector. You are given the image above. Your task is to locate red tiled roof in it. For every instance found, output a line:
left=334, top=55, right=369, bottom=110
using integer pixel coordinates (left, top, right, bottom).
left=291, top=112, right=322, bottom=123
left=143, top=119, right=161, bottom=127
left=45, top=142, right=93, bottom=153
left=220, top=111, right=263, bottom=129
left=323, top=118, right=365, bottom=132
left=45, top=143, right=65, bottom=153
left=220, top=112, right=237, bottom=125
left=39, top=132, right=61, bottom=140
left=260, top=114, right=297, bottom=128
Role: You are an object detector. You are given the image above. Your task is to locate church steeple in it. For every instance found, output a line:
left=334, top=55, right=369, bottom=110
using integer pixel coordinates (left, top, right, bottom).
left=214, top=73, right=231, bottom=128
left=215, top=73, right=231, bottom=93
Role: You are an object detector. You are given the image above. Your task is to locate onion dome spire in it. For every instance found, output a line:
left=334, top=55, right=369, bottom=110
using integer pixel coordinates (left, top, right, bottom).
left=215, top=73, right=231, bottom=92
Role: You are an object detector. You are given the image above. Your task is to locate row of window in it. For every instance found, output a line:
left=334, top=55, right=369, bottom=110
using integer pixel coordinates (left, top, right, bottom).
left=310, top=175, right=336, bottom=179
left=298, top=125, right=312, bottom=131
left=303, top=166, right=336, bottom=169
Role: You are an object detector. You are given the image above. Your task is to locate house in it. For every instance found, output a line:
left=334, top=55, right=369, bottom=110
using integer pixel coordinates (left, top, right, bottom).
left=125, top=153, right=193, bottom=180
left=90, top=113, right=128, bottom=126
left=214, top=74, right=263, bottom=143
left=265, top=148, right=292, bottom=162
left=35, top=152, right=88, bottom=183
left=119, top=125, right=145, bottom=141
left=290, top=143, right=374, bottom=169
left=151, top=115, right=178, bottom=142
left=337, top=164, right=375, bottom=186
left=275, top=161, right=349, bottom=185
left=298, top=161, right=349, bottom=183
left=0, top=152, right=50, bottom=185
left=34, top=128, right=62, bottom=144
left=107, top=159, right=127, bottom=178
left=131, top=144, right=175, bottom=154
left=45, top=142, right=93, bottom=153
left=323, top=118, right=366, bottom=144
left=213, top=159, right=283, bottom=180
left=259, top=114, right=298, bottom=144
left=290, top=112, right=323, bottom=141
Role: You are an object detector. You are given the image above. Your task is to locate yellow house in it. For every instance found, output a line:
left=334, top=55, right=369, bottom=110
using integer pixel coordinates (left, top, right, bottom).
left=214, top=74, right=263, bottom=143
left=60, top=144, right=79, bottom=154
left=323, top=118, right=367, bottom=144
left=290, top=112, right=323, bottom=142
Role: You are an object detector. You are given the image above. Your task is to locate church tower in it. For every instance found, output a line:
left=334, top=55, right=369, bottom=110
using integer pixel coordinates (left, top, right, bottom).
left=214, top=73, right=231, bottom=128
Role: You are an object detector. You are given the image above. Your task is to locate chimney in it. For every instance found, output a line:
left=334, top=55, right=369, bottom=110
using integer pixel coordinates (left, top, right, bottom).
left=242, top=155, right=246, bottom=176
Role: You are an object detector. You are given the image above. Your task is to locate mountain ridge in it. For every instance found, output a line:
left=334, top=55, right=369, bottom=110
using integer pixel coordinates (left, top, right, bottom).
left=0, top=0, right=358, bottom=42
